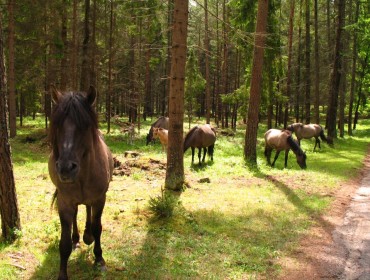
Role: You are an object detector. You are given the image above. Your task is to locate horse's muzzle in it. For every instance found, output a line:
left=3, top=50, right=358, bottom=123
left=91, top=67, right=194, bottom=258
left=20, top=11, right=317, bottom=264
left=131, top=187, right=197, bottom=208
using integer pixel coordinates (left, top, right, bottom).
left=56, top=160, right=79, bottom=183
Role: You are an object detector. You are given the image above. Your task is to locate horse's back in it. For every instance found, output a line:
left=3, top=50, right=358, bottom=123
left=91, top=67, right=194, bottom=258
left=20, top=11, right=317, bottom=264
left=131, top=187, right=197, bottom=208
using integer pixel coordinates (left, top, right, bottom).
left=153, top=117, right=169, bottom=129
left=199, top=124, right=216, bottom=146
left=265, top=129, right=291, bottom=150
left=185, top=124, right=216, bottom=148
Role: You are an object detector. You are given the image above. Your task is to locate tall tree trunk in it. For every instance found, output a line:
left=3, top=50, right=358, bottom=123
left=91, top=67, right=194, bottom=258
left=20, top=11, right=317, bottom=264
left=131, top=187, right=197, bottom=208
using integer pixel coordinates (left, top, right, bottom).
left=215, top=0, right=221, bottom=126
left=60, top=0, right=68, bottom=91
left=71, top=0, right=78, bottom=89
left=285, top=0, right=295, bottom=128
left=327, top=0, right=345, bottom=141
left=295, top=0, right=303, bottom=122
left=220, top=0, right=228, bottom=128
left=0, top=12, right=21, bottom=240
left=80, top=0, right=90, bottom=91
left=244, top=0, right=269, bottom=164
left=164, top=0, right=174, bottom=117
left=165, top=0, right=188, bottom=191
left=106, top=0, right=113, bottom=133
left=314, top=0, right=320, bottom=124
left=304, top=0, right=311, bottom=124
left=204, top=0, right=211, bottom=124
left=348, top=0, right=359, bottom=136
left=8, top=0, right=16, bottom=138
left=90, top=0, right=97, bottom=91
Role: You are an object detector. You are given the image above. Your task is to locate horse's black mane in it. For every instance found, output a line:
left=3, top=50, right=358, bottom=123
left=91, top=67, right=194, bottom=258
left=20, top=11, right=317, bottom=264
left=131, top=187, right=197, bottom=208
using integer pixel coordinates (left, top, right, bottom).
left=49, top=92, right=98, bottom=155
left=286, top=135, right=303, bottom=155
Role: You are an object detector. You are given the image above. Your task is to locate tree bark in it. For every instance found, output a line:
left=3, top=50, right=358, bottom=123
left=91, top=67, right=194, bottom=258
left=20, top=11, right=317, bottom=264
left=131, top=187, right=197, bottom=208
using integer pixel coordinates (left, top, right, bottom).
left=327, top=0, right=345, bottom=141
left=8, top=0, right=16, bottom=138
left=314, top=0, right=320, bottom=124
left=244, top=0, right=269, bottom=164
left=348, top=0, right=359, bottom=136
left=0, top=12, right=21, bottom=240
left=204, top=0, right=211, bottom=124
left=285, top=0, right=295, bottom=128
left=80, top=0, right=91, bottom=91
left=165, top=0, right=188, bottom=191
left=304, top=0, right=311, bottom=124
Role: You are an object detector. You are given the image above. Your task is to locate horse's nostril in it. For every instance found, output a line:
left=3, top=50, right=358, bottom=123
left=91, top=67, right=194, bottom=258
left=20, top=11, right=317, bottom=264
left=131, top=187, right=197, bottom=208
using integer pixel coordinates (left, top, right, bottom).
left=70, top=162, right=78, bottom=172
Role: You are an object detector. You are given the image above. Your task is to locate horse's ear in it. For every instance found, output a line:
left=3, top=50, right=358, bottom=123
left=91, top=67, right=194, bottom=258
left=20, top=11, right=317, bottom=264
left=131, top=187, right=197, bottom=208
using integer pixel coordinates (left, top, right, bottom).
left=86, top=86, right=97, bottom=106
left=50, top=84, right=62, bottom=104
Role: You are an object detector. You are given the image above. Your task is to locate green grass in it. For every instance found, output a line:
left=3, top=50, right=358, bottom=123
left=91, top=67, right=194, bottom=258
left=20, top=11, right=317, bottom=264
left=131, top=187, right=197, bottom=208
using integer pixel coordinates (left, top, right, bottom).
left=1, top=116, right=369, bottom=279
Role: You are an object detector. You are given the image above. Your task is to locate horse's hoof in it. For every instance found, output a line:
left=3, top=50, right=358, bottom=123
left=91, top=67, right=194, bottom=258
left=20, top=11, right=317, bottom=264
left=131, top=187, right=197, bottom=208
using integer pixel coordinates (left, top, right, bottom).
left=83, top=231, right=95, bottom=245
left=95, top=260, right=107, bottom=272
left=72, top=242, right=80, bottom=250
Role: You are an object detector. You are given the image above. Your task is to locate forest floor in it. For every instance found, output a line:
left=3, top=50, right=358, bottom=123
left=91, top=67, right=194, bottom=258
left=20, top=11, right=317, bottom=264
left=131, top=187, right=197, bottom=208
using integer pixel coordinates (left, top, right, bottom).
left=278, top=148, right=370, bottom=280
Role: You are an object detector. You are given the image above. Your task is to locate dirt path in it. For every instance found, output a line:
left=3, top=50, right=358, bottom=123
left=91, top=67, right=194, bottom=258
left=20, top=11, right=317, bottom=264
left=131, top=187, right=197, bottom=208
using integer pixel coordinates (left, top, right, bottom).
left=278, top=152, right=370, bottom=280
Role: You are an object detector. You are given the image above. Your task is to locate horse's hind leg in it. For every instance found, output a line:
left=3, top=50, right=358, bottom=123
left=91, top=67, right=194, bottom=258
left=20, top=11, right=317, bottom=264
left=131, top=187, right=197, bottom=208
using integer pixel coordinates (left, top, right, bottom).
left=91, top=200, right=107, bottom=271
left=72, top=208, right=80, bottom=249
left=83, top=206, right=95, bottom=245
left=264, top=147, right=272, bottom=165
left=202, top=147, right=207, bottom=163
left=198, top=148, right=202, bottom=165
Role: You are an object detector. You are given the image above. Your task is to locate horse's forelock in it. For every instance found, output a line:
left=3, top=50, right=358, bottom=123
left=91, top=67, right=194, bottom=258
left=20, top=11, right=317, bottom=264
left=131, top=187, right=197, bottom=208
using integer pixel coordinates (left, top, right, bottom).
left=49, top=92, right=99, bottom=154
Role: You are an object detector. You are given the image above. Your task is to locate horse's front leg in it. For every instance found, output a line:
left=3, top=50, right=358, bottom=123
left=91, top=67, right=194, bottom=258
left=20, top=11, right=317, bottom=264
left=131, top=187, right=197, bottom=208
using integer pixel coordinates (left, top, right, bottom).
left=191, top=147, right=195, bottom=164
left=271, top=151, right=281, bottom=167
left=83, top=206, right=95, bottom=245
left=284, top=150, right=289, bottom=168
left=91, top=199, right=107, bottom=271
left=72, top=207, right=80, bottom=249
left=58, top=205, right=76, bottom=280
left=314, top=138, right=321, bottom=151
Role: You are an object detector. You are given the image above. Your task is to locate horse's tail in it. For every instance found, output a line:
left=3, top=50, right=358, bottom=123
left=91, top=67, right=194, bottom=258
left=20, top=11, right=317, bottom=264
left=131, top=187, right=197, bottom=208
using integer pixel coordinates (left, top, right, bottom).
left=319, top=125, right=330, bottom=143
left=51, top=190, right=58, bottom=210
left=184, top=126, right=198, bottom=153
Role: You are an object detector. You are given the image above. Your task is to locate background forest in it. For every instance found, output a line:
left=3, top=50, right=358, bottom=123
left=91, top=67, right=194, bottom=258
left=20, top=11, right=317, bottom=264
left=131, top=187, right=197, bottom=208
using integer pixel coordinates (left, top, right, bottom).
left=2, top=0, right=370, bottom=136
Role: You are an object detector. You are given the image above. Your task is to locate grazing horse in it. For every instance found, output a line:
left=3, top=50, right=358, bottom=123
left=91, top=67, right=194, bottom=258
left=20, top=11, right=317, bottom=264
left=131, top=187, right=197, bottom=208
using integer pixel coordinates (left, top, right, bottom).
left=146, top=116, right=169, bottom=145
left=48, top=86, right=114, bottom=280
left=153, top=127, right=168, bottom=153
left=264, top=129, right=307, bottom=169
left=184, top=124, right=216, bottom=165
left=287, top=123, right=332, bottom=151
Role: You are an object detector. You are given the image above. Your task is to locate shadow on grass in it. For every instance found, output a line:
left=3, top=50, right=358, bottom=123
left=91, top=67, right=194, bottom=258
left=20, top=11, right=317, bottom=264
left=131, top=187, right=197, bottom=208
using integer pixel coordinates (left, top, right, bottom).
left=251, top=165, right=336, bottom=236
left=29, top=234, right=108, bottom=280
left=119, top=189, right=187, bottom=279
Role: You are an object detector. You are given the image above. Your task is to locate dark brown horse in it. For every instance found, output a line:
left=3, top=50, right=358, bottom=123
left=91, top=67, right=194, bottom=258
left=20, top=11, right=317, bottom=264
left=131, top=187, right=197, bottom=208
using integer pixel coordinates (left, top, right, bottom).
left=184, top=124, right=216, bottom=165
left=264, top=129, right=307, bottom=169
left=48, top=86, right=113, bottom=280
left=146, top=116, right=169, bottom=145
left=287, top=123, right=332, bottom=151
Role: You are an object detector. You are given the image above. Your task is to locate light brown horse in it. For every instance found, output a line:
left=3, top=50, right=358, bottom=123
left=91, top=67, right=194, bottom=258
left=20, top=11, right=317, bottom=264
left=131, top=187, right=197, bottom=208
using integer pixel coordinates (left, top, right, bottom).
left=146, top=116, right=169, bottom=145
left=153, top=127, right=168, bottom=153
left=264, top=129, right=307, bottom=169
left=48, top=86, right=114, bottom=280
left=184, top=124, right=216, bottom=165
left=287, top=123, right=332, bottom=151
